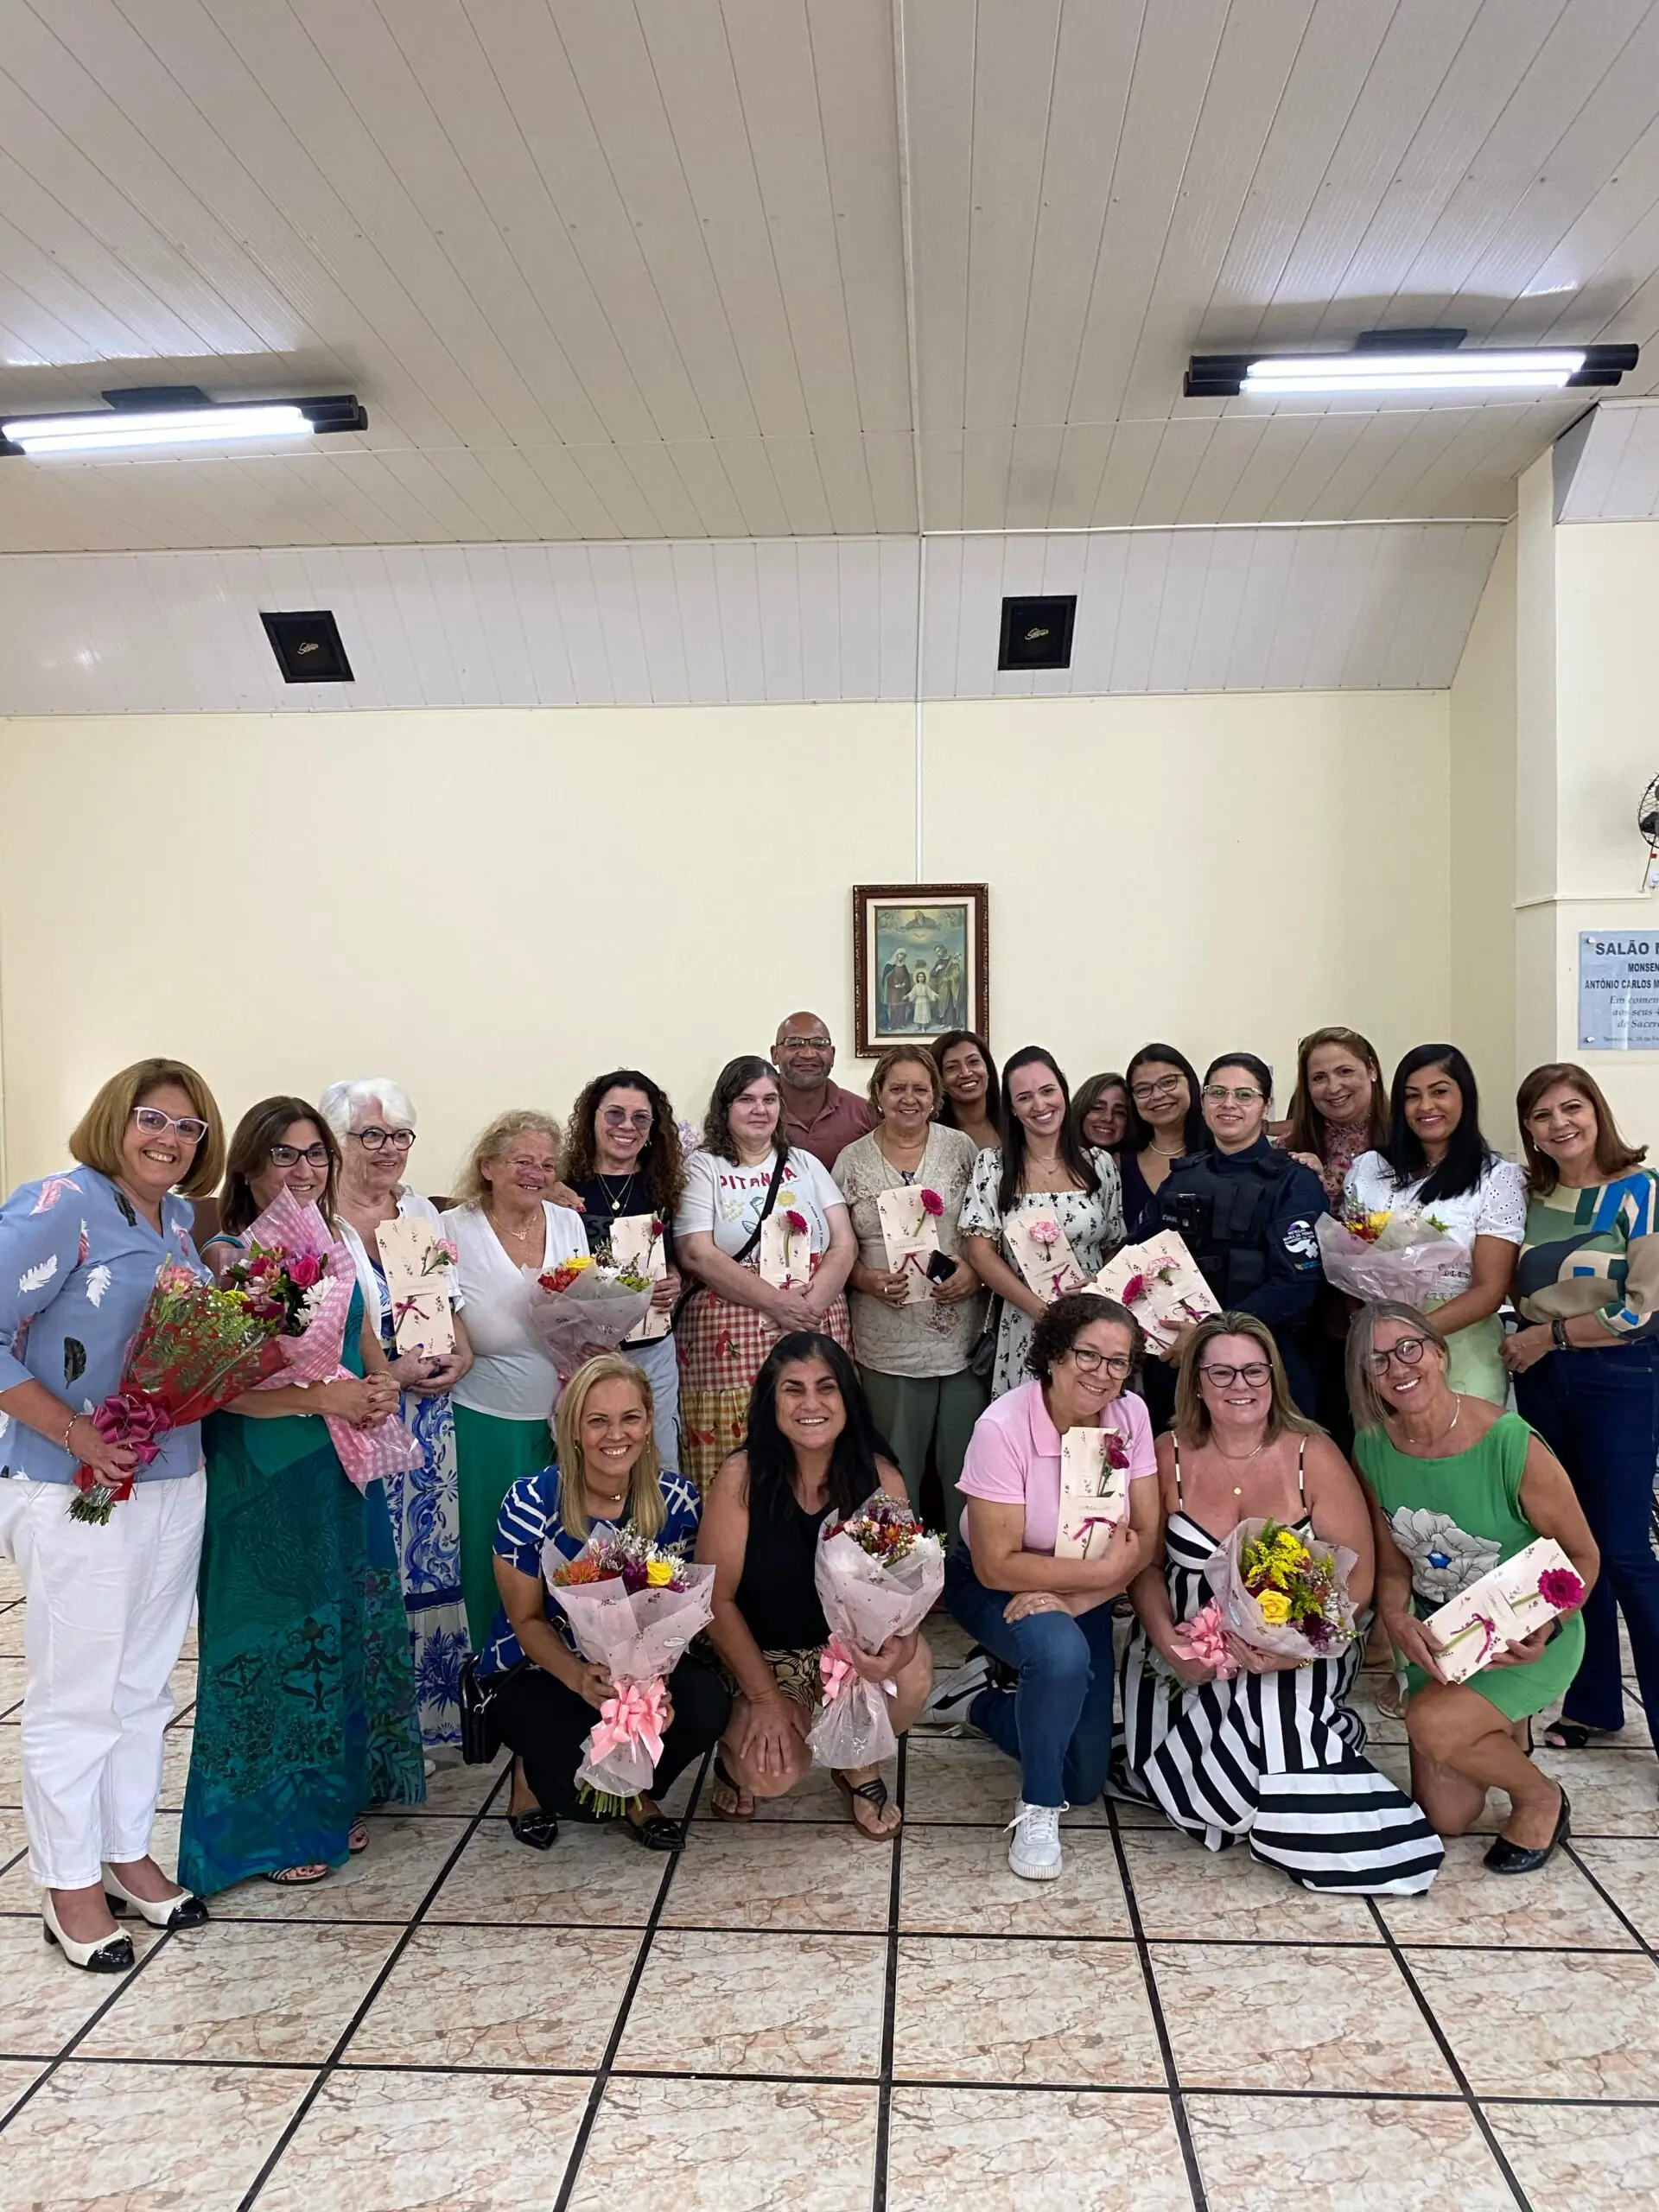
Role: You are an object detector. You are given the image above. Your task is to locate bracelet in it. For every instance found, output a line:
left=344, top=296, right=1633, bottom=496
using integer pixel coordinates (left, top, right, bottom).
left=61, top=1414, right=81, bottom=1452
left=1551, top=1317, right=1570, bottom=1353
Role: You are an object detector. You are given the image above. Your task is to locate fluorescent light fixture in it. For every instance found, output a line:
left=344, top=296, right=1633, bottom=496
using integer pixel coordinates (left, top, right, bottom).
left=0, top=388, right=367, bottom=456
left=1185, top=334, right=1637, bottom=400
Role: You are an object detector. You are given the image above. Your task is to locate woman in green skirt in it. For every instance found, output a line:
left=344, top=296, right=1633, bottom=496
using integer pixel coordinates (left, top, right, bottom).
left=179, top=1098, right=425, bottom=1893
left=1349, top=1300, right=1598, bottom=1875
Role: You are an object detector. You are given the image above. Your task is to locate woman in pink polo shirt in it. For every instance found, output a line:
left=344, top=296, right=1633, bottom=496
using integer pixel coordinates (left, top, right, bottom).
left=944, top=1293, right=1160, bottom=1882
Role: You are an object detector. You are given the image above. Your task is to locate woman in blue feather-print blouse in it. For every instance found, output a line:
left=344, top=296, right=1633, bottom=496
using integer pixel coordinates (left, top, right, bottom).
left=0, top=1058, right=226, bottom=1971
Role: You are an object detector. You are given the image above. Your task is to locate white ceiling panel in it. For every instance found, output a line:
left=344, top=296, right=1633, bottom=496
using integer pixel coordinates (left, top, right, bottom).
left=1554, top=397, right=1659, bottom=518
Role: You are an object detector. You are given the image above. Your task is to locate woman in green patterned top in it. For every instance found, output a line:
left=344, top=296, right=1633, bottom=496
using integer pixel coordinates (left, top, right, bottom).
left=1351, top=1303, right=1597, bottom=1873
left=1502, top=1063, right=1659, bottom=1764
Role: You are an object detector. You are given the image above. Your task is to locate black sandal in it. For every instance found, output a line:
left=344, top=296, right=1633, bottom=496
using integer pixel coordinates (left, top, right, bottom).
left=507, top=1809, right=558, bottom=1851
left=833, top=1769, right=900, bottom=1839
left=1541, top=1720, right=1604, bottom=1751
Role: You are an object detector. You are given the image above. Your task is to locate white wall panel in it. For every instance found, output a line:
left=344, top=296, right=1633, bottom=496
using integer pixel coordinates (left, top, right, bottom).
left=1556, top=399, right=1659, bottom=521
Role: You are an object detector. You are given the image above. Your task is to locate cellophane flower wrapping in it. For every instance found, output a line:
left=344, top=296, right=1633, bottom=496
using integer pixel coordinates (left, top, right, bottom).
left=543, top=1530, right=716, bottom=1808
left=524, top=1257, right=655, bottom=1382
left=1200, top=1516, right=1359, bottom=1673
left=806, top=1494, right=944, bottom=1769
left=1313, top=1211, right=1461, bottom=1306
left=70, top=1266, right=290, bottom=1522
left=238, top=1186, right=422, bottom=1492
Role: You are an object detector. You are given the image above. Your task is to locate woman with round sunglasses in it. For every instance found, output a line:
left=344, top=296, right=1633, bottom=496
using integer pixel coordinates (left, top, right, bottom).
left=1121, top=1313, right=1441, bottom=1895
left=1350, top=1303, right=1596, bottom=1874
left=0, top=1058, right=225, bottom=1968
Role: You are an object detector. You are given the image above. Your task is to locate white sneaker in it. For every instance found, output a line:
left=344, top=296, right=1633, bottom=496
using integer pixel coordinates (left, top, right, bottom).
left=1005, top=1798, right=1065, bottom=1880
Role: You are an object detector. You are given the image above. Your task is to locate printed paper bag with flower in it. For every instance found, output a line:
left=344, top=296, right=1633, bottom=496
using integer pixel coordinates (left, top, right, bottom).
left=1422, top=1537, right=1586, bottom=1685
left=1053, top=1427, right=1131, bottom=1560
left=376, top=1214, right=458, bottom=1357
left=606, top=1213, right=671, bottom=1341
left=759, top=1196, right=813, bottom=1290
left=1004, top=1210, right=1089, bottom=1303
left=1092, top=1230, right=1219, bottom=1352
left=875, top=1185, right=945, bottom=1306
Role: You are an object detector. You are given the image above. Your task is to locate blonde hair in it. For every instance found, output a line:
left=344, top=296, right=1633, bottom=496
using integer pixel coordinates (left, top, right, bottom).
left=553, top=1355, right=664, bottom=1542
left=69, top=1058, right=225, bottom=1200
left=1173, top=1311, right=1319, bottom=1446
left=1344, top=1301, right=1451, bottom=1434
left=451, top=1109, right=562, bottom=1209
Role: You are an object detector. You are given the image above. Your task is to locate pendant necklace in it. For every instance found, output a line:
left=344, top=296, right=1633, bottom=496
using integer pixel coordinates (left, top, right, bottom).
left=598, top=1172, right=636, bottom=1216
left=1214, top=1439, right=1268, bottom=1497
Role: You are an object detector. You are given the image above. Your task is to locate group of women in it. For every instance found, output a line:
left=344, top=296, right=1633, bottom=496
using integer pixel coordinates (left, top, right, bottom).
left=0, top=1019, right=1653, bottom=1966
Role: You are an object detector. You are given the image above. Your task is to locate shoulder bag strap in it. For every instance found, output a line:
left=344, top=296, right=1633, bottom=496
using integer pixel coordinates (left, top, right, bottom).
left=733, top=1146, right=791, bottom=1267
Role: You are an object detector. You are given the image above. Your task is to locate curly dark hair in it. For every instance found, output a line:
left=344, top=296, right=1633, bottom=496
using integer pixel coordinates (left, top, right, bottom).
left=561, top=1069, right=686, bottom=1217
left=1026, top=1291, right=1142, bottom=1384
left=701, top=1056, right=785, bottom=1164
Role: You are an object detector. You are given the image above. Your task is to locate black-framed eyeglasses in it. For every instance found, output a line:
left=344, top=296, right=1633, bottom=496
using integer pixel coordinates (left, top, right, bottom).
left=1199, top=1360, right=1272, bottom=1388
left=353, top=1126, right=415, bottom=1153
left=1369, top=1336, right=1430, bottom=1375
left=1130, top=1074, right=1184, bottom=1103
left=779, top=1035, right=832, bottom=1052
left=132, top=1106, right=209, bottom=1144
left=1067, top=1346, right=1133, bottom=1380
left=270, top=1142, right=330, bottom=1168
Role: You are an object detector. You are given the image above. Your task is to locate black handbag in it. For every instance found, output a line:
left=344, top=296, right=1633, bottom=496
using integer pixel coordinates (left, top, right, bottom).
left=457, top=1653, right=528, bottom=1765
left=968, top=1293, right=1003, bottom=1382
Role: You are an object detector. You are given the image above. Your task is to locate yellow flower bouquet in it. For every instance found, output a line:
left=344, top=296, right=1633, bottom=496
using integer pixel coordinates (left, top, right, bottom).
left=1196, top=1516, right=1360, bottom=1674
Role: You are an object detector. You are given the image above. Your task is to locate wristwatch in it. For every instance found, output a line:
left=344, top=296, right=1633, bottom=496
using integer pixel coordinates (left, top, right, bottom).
left=1550, top=1318, right=1570, bottom=1353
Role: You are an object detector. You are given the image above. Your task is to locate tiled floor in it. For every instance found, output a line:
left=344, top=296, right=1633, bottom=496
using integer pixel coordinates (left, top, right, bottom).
left=0, top=1573, right=1656, bottom=2209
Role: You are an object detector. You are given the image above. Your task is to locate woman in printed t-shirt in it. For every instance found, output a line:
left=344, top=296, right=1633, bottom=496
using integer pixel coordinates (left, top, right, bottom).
left=673, top=1056, right=856, bottom=1490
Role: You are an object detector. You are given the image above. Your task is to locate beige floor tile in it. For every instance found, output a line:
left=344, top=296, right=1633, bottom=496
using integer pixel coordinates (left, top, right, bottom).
left=1152, top=1942, right=1453, bottom=2094
left=1484, top=2096, right=1659, bottom=2210
left=257, top=2067, right=592, bottom=2212
left=658, top=1821, right=893, bottom=1932
left=78, top=1922, right=398, bottom=2063
left=207, top=1814, right=467, bottom=1923
left=0, top=2058, right=44, bottom=2122
left=892, top=1936, right=1163, bottom=2088
left=0, top=1723, right=22, bottom=1809
left=424, top=1815, right=667, bottom=1925
left=152, top=1731, right=197, bottom=1814
left=616, top=1929, right=887, bottom=2076
left=0, top=1610, right=24, bottom=1656
left=346, top=1923, right=640, bottom=2068
left=900, top=1737, right=1118, bottom=1827
left=1185, top=2093, right=1516, bottom=2210
left=1405, top=1947, right=1659, bottom=2098
left=899, top=1823, right=1133, bottom=1936
left=0, top=1656, right=26, bottom=1715
left=0, top=2061, right=313, bottom=2209
left=1570, top=1836, right=1659, bottom=1944
left=1118, top=1830, right=1382, bottom=1944
left=1532, top=1746, right=1659, bottom=1838
left=394, top=1753, right=509, bottom=1815
left=885, top=2085, right=1192, bottom=2211
left=0, top=1913, right=163, bottom=2056
left=566, top=2076, right=878, bottom=2212
left=1378, top=1832, right=1639, bottom=1948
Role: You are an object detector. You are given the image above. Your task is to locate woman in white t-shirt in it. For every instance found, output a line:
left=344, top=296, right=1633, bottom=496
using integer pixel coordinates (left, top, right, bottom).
left=674, top=1055, right=856, bottom=1489
left=1342, top=1045, right=1526, bottom=1406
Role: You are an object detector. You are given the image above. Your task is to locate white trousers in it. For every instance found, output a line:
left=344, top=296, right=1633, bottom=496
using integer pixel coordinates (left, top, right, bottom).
left=0, top=1471, right=205, bottom=1889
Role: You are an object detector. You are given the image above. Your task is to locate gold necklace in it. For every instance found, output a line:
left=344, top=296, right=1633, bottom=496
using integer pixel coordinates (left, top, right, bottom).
left=596, top=1170, right=637, bottom=1214
left=1149, top=1139, right=1184, bottom=1158
left=1212, top=1438, right=1268, bottom=1497
left=488, top=1205, right=539, bottom=1243
left=1402, top=1398, right=1461, bottom=1454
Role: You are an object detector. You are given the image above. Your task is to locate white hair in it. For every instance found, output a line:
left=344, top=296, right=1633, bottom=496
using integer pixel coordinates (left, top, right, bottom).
left=319, top=1077, right=417, bottom=1138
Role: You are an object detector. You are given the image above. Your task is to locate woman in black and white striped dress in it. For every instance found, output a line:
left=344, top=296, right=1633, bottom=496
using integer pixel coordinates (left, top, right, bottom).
left=1120, top=1313, right=1442, bottom=1896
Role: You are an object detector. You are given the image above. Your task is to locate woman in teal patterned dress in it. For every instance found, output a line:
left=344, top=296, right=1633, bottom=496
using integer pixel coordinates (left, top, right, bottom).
left=179, top=1098, right=425, bottom=1893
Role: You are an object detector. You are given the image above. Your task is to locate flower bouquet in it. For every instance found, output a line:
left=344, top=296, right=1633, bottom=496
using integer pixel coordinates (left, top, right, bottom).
left=1314, top=1203, right=1461, bottom=1306
left=1192, top=1516, right=1359, bottom=1673
left=1421, top=1536, right=1586, bottom=1685
left=543, top=1529, right=716, bottom=1814
left=1092, top=1231, right=1219, bottom=1353
left=236, top=1186, right=423, bottom=1490
left=69, top=1266, right=291, bottom=1523
left=1004, top=1209, right=1090, bottom=1302
left=524, top=1254, right=656, bottom=1382
left=807, top=1494, right=944, bottom=1769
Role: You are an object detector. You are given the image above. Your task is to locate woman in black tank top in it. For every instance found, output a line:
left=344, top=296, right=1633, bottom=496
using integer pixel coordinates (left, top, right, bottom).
left=698, top=1332, right=934, bottom=1835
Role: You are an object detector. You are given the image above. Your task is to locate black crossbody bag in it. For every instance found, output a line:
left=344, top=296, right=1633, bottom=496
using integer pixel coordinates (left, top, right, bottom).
left=671, top=1143, right=791, bottom=1328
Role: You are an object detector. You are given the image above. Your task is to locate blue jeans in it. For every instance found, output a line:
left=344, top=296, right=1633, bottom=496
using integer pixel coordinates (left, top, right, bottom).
left=1516, top=1339, right=1659, bottom=1736
left=944, top=1548, right=1118, bottom=1808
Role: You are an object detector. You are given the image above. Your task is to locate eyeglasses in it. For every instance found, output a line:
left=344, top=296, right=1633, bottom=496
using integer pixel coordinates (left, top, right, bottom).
left=1203, top=1085, right=1264, bottom=1105
left=353, top=1126, right=415, bottom=1153
left=1129, top=1074, right=1184, bottom=1103
left=1369, top=1336, right=1430, bottom=1375
left=1199, top=1360, right=1272, bottom=1388
left=600, top=1108, right=653, bottom=1132
left=779, top=1036, right=831, bottom=1052
left=270, top=1142, right=329, bottom=1168
left=1067, top=1346, right=1133, bottom=1380
left=132, top=1106, right=208, bottom=1144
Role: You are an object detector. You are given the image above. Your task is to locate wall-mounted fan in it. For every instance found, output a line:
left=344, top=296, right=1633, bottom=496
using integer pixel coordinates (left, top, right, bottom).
left=1639, top=775, right=1659, bottom=890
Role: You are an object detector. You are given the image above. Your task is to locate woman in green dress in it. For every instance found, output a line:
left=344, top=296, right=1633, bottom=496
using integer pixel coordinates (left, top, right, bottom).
left=179, top=1098, right=426, bottom=1894
left=1348, top=1301, right=1598, bottom=1874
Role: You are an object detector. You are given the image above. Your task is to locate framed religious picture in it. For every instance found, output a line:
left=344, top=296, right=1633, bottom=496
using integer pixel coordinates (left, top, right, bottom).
left=853, top=883, right=989, bottom=1058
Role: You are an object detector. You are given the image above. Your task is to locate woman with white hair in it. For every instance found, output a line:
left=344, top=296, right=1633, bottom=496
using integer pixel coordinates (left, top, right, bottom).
left=320, top=1077, right=474, bottom=1751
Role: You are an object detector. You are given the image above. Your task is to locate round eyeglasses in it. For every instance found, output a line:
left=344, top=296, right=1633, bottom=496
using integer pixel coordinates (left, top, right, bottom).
left=353, top=1126, right=415, bottom=1153
left=1067, top=1346, right=1133, bottom=1380
left=1199, top=1360, right=1272, bottom=1387
left=1369, top=1336, right=1430, bottom=1375
left=270, top=1142, right=330, bottom=1168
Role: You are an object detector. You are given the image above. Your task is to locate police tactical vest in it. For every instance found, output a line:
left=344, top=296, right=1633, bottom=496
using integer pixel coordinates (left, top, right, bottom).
left=1154, top=1148, right=1295, bottom=1307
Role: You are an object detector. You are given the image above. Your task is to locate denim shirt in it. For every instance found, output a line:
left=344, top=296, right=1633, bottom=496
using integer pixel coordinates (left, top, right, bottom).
left=0, top=1167, right=207, bottom=1485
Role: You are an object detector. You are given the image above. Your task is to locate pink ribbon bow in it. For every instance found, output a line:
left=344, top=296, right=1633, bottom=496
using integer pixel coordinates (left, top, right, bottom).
left=819, top=1634, right=860, bottom=1703
left=588, top=1677, right=669, bottom=1764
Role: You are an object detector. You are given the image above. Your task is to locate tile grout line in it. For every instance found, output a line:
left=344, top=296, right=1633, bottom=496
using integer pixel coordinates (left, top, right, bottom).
left=1362, top=1897, right=1535, bottom=2212
left=870, top=1736, right=906, bottom=2212
left=0, top=1919, right=181, bottom=2139
left=234, top=1763, right=513, bottom=2210
left=1560, top=1840, right=1659, bottom=1967
left=1103, top=1802, right=1209, bottom=2212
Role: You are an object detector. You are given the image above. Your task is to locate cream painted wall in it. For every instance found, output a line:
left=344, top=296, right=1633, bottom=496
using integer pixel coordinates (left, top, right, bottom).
left=0, top=690, right=1450, bottom=1188
left=1449, top=524, right=1519, bottom=1147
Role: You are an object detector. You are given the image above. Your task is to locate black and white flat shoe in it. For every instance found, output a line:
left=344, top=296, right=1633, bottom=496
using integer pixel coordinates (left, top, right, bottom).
left=103, top=1865, right=209, bottom=1929
left=1483, top=1789, right=1571, bottom=1875
left=42, top=1892, right=135, bottom=1972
